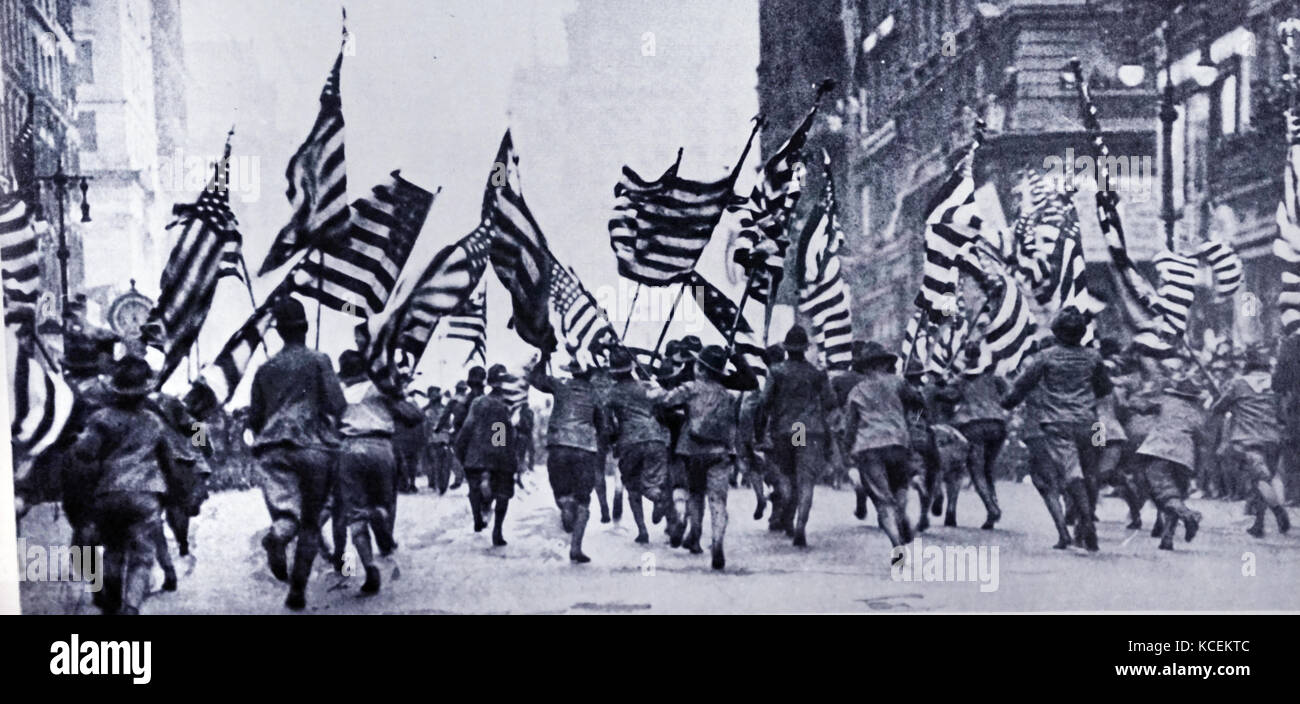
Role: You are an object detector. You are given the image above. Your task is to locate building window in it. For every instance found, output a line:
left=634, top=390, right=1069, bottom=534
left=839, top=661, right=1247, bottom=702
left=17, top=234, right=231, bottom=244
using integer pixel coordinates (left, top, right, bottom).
left=76, top=111, right=96, bottom=151
left=77, top=40, right=93, bottom=84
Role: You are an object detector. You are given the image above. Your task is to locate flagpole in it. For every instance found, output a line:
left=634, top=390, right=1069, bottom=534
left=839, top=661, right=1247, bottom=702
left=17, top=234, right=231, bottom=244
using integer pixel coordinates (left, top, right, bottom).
left=650, top=281, right=687, bottom=358
left=621, top=282, right=640, bottom=340
left=649, top=123, right=764, bottom=356
left=313, top=249, right=324, bottom=349
left=1067, top=57, right=1220, bottom=395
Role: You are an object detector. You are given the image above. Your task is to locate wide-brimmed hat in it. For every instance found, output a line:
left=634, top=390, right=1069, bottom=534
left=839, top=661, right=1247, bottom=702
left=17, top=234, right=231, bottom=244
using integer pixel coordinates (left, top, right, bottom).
left=1163, top=377, right=1202, bottom=401
left=607, top=347, right=634, bottom=374
left=337, top=349, right=367, bottom=380
left=855, top=340, right=897, bottom=366
left=1050, top=306, right=1087, bottom=345
left=107, top=355, right=153, bottom=398
left=426, top=385, right=442, bottom=397
left=783, top=326, right=810, bottom=350
left=487, top=364, right=512, bottom=386
left=272, top=297, right=309, bottom=333
left=1242, top=345, right=1271, bottom=371
left=467, top=365, right=487, bottom=385
left=62, top=334, right=101, bottom=374
left=695, top=345, right=728, bottom=376
left=677, top=336, right=702, bottom=357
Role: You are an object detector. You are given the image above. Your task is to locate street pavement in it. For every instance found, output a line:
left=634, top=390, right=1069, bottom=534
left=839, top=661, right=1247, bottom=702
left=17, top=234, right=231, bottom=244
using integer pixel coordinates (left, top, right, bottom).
left=17, top=469, right=1300, bottom=614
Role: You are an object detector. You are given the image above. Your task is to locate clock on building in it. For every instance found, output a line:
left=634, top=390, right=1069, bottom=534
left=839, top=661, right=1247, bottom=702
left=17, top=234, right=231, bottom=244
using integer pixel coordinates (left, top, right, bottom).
left=107, top=280, right=154, bottom=339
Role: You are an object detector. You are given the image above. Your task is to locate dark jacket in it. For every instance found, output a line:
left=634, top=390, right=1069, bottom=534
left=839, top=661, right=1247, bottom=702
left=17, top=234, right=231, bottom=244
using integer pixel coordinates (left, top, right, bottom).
left=952, top=372, right=1008, bottom=425
left=248, top=343, right=346, bottom=451
left=527, top=366, right=605, bottom=453
left=1211, top=371, right=1282, bottom=446
left=1001, top=344, right=1112, bottom=425
left=454, top=391, right=516, bottom=469
left=607, top=377, right=669, bottom=448
left=759, top=358, right=836, bottom=439
left=73, top=404, right=175, bottom=497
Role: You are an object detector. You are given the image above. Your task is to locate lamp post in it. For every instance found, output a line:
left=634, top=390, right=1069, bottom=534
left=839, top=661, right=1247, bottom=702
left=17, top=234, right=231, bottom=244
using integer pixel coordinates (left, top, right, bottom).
left=1159, top=60, right=1178, bottom=251
left=34, top=154, right=92, bottom=337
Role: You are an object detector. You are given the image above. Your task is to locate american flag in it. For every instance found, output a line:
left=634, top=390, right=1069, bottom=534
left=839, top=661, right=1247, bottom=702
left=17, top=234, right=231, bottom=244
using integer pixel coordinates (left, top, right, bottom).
left=915, top=136, right=982, bottom=322
left=795, top=151, right=852, bottom=370
left=196, top=282, right=283, bottom=404
left=971, top=269, right=1037, bottom=376
left=152, top=136, right=248, bottom=386
left=362, top=222, right=491, bottom=379
left=1194, top=239, right=1243, bottom=301
left=443, top=283, right=486, bottom=365
left=726, top=84, right=831, bottom=307
left=0, top=192, right=40, bottom=328
left=608, top=152, right=734, bottom=286
left=295, top=171, right=435, bottom=316
left=258, top=28, right=349, bottom=275
left=550, top=261, right=617, bottom=357
left=1151, top=248, right=1200, bottom=336
left=1096, top=190, right=1173, bottom=354
left=685, top=270, right=766, bottom=379
left=1034, top=194, right=1103, bottom=344
left=7, top=330, right=74, bottom=469
left=483, top=130, right=556, bottom=352
left=1278, top=108, right=1300, bottom=337
left=1, top=107, right=40, bottom=328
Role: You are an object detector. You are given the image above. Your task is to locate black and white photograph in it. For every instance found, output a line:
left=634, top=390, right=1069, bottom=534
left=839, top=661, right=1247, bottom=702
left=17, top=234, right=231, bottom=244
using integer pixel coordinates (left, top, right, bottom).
left=1, top=0, right=1298, bottom=633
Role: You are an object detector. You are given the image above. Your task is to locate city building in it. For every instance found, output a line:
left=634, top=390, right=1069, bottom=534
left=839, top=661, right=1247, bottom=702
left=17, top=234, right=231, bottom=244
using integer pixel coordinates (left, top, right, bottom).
left=1, top=0, right=81, bottom=323
left=758, top=0, right=1178, bottom=346
left=71, top=0, right=187, bottom=316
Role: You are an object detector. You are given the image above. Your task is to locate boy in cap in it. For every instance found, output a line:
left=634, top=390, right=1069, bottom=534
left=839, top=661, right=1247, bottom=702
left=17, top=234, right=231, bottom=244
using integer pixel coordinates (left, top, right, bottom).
left=759, top=326, right=836, bottom=547
left=1131, top=378, right=1205, bottom=550
left=527, top=347, right=607, bottom=562
left=658, top=345, right=759, bottom=569
left=1211, top=346, right=1291, bottom=537
left=605, top=347, right=670, bottom=543
left=950, top=341, right=1008, bottom=529
left=334, top=350, right=400, bottom=593
left=843, top=341, right=924, bottom=560
left=247, top=297, right=347, bottom=609
left=455, top=365, right=519, bottom=546
left=1002, top=307, right=1113, bottom=552
left=72, top=356, right=179, bottom=614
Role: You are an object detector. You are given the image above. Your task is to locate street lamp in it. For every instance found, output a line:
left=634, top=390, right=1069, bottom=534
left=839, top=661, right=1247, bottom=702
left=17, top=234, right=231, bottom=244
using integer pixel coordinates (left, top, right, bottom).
left=1117, top=62, right=1146, bottom=87
left=1159, top=59, right=1179, bottom=250
left=1190, top=48, right=1218, bottom=87
left=34, top=154, right=93, bottom=336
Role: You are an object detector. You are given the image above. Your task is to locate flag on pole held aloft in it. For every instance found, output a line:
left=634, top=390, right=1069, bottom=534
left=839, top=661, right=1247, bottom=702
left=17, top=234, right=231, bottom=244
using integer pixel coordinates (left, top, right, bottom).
left=608, top=155, right=734, bottom=286
left=258, top=30, right=349, bottom=275
left=197, top=281, right=284, bottom=404
left=915, top=136, right=982, bottom=322
left=549, top=261, right=617, bottom=357
left=1277, top=109, right=1300, bottom=337
left=7, top=331, right=74, bottom=468
left=0, top=192, right=40, bottom=328
left=152, top=136, right=248, bottom=386
left=795, top=151, right=852, bottom=370
left=685, top=270, right=766, bottom=379
left=362, top=222, right=491, bottom=379
left=483, top=130, right=557, bottom=352
left=1151, top=249, right=1200, bottom=336
left=1194, top=239, right=1243, bottom=301
left=1096, top=191, right=1173, bottom=354
left=295, top=171, right=435, bottom=316
left=443, top=283, right=486, bottom=365
left=972, top=270, right=1037, bottom=376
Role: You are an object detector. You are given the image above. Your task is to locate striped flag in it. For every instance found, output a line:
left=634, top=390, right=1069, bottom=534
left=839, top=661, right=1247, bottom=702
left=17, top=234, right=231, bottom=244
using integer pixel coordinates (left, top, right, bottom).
left=0, top=192, right=41, bottom=328
left=152, top=138, right=248, bottom=385
left=1035, top=195, right=1103, bottom=345
left=795, top=151, right=852, bottom=370
left=484, top=131, right=557, bottom=352
left=1194, top=239, right=1243, bottom=301
left=7, top=332, right=74, bottom=465
left=1275, top=111, right=1300, bottom=336
left=727, top=85, right=831, bottom=307
left=915, top=138, right=982, bottom=321
left=685, top=270, right=767, bottom=379
left=899, top=309, right=933, bottom=372
left=550, top=261, right=618, bottom=357
left=295, top=171, right=435, bottom=316
left=363, top=222, right=492, bottom=379
left=1096, top=191, right=1172, bottom=354
left=443, top=284, right=486, bottom=365
left=973, top=271, right=1037, bottom=376
left=196, top=285, right=281, bottom=404
left=258, top=33, right=349, bottom=275
left=1151, top=249, right=1200, bottom=336
left=608, top=155, right=734, bottom=286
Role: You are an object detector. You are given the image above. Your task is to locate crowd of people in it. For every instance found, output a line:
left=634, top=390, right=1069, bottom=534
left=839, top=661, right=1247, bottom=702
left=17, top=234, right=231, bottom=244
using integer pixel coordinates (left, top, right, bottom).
left=19, top=293, right=1300, bottom=614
